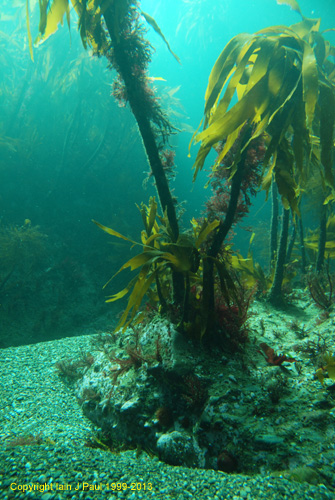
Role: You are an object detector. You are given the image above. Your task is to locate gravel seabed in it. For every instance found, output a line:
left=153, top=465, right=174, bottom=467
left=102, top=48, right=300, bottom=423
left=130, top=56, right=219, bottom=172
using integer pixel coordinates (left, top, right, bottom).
left=0, top=335, right=333, bottom=500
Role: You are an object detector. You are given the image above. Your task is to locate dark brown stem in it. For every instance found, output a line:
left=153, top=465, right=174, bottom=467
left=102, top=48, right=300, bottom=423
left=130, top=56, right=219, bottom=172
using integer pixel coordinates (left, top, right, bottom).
left=268, top=207, right=290, bottom=306
left=270, top=182, right=278, bottom=268
left=101, top=5, right=179, bottom=242
left=286, top=216, right=296, bottom=264
left=101, top=3, right=184, bottom=307
left=202, top=133, right=252, bottom=337
left=316, top=203, right=327, bottom=273
left=298, top=214, right=306, bottom=273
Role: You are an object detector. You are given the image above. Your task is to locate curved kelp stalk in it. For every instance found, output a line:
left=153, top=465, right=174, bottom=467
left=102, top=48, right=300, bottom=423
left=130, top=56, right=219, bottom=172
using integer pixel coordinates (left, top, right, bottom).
left=100, top=2, right=180, bottom=240
left=30, top=0, right=184, bottom=306
left=201, top=128, right=254, bottom=336
left=190, top=4, right=335, bottom=308
left=268, top=207, right=290, bottom=306
left=32, top=0, right=180, bottom=240
left=270, top=182, right=279, bottom=269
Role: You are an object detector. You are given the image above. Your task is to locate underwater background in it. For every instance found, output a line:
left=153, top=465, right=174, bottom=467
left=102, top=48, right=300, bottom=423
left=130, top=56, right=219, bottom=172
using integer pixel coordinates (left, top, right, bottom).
left=1, top=1, right=335, bottom=498
left=0, top=0, right=334, bottom=347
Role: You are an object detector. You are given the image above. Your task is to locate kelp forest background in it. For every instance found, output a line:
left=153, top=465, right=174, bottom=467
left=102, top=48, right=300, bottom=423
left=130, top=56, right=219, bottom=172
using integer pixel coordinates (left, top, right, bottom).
left=1, top=0, right=335, bottom=348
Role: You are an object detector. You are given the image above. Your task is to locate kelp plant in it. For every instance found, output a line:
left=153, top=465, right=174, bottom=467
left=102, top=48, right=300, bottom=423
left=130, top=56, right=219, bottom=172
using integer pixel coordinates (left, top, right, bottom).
left=28, top=0, right=335, bottom=339
left=189, top=0, right=335, bottom=307
left=29, top=0, right=220, bottom=336
left=93, top=197, right=220, bottom=332
left=29, top=1, right=188, bottom=301
left=30, top=0, right=179, bottom=239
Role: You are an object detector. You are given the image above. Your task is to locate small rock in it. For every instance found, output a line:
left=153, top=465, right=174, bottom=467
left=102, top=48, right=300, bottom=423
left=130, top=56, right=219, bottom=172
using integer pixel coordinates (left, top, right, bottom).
left=157, top=430, right=205, bottom=468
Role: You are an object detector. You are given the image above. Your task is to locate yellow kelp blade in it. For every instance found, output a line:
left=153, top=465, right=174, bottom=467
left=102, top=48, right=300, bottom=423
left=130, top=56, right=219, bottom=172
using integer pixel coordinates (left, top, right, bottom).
left=194, top=219, right=220, bottom=249
left=92, top=219, right=140, bottom=247
left=159, top=251, right=181, bottom=270
left=231, top=252, right=271, bottom=289
left=147, top=196, right=158, bottom=236
left=326, top=214, right=335, bottom=230
left=301, top=40, right=318, bottom=129
left=137, top=202, right=149, bottom=235
left=305, top=240, right=335, bottom=258
left=276, top=0, right=303, bottom=18
left=246, top=40, right=278, bottom=95
left=146, top=76, right=167, bottom=82
left=115, top=252, right=161, bottom=275
left=188, top=118, right=203, bottom=159
left=262, top=151, right=277, bottom=193
left=213, top=122, right=245, bottom=171
left=206, top=37, right=261, bottom=126
left=103, top=250, right=163, bottom=290
left=204, top=33, right=253, bottom=118
left=193, top=75, right=268, bottom=177
left=290, top=18, right=320, bottom=39
left=218, top=37, right=279, bottom=122
left=231, top=254, right=258, bottom=288
left=324, top=193, right=335, bottom=205
left=137, top=197, right=158, bottom=237
left=161, top=245, right=199, bottom=273
left=141, top=231, right=161, bottom=247
left=323, top=353, right=335, bottom=380
left=197, top=36, right=282, bottom=151
left=26, top=0, right=34, bottom=61
left=38, top=0, right=49, bottom=34
left=35, top=0, right=70, bottom=46
left=327, top=362, right=335, bottom=381
left=106, top=275, right=138, bottom=301
left=141, top=11, right=181, bottom=64
left=115, top=268, right=157, bottom=332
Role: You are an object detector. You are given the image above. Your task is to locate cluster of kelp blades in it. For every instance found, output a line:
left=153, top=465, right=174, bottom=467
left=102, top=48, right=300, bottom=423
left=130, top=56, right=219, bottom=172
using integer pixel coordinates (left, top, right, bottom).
left=190, top=8, right=335, bottom=212
left=93, top=197, right=233, bottom=336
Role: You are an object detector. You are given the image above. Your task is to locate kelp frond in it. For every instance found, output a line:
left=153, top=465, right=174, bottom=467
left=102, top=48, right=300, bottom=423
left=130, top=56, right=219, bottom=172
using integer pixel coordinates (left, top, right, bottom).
left=34, top=0, right=111, bottom=55
left=35, top=0, right=71, bottom=46
left=141, top=11, right=181, bottom=64
left=93, top=197, right=209, bottom=332
left=230, top=252, right=271, bottom=292
left=190, top=6, right=335, bottom=212
left=316, top=351, right=335, bottom=385
left=305, top=214, right=335, bottom=259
